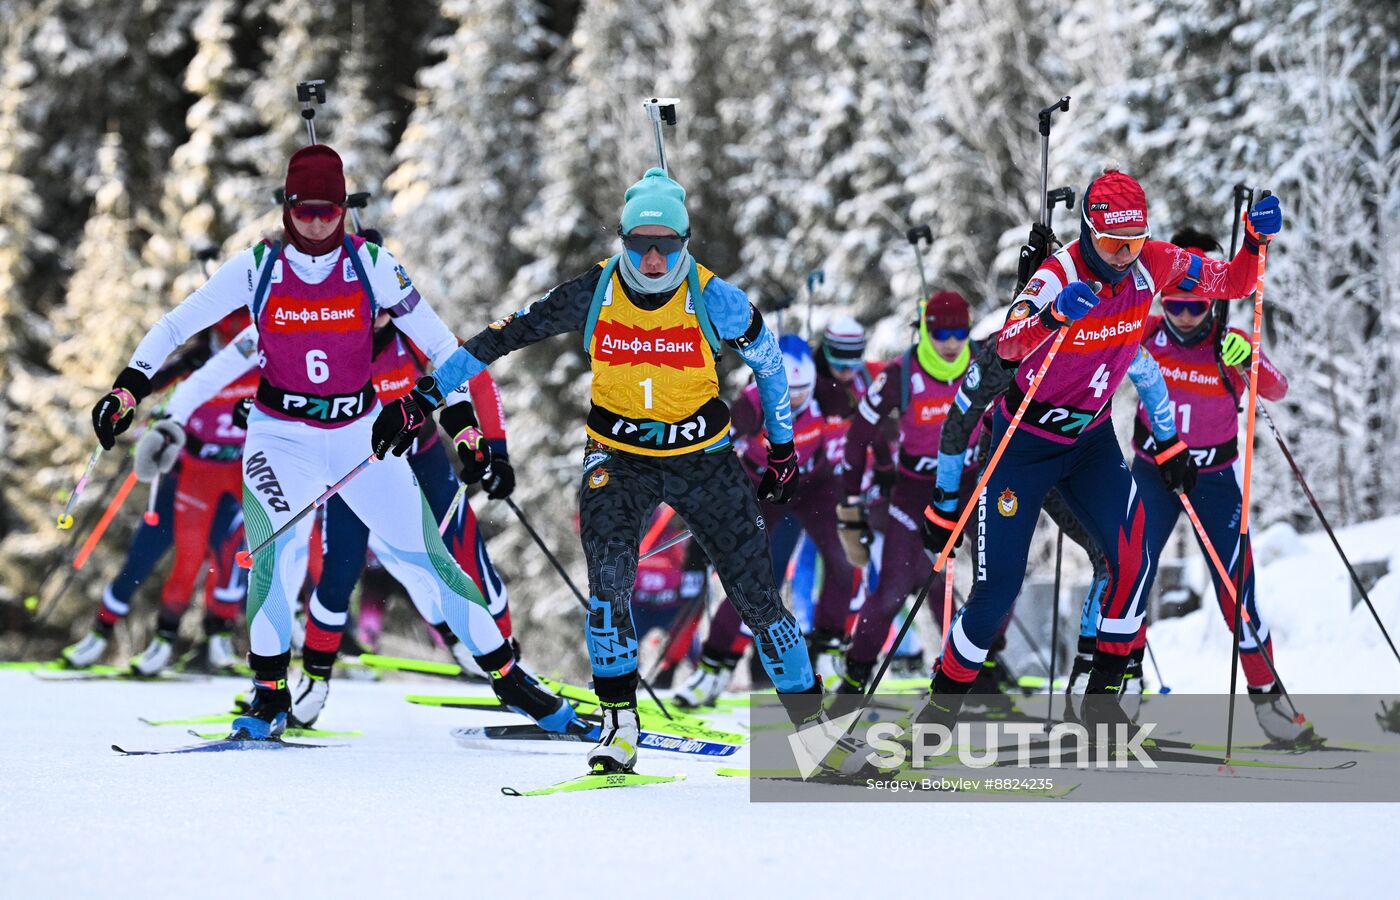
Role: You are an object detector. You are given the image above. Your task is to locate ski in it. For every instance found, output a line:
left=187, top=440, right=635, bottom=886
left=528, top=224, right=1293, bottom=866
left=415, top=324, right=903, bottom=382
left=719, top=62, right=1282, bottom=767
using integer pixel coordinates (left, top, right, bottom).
left=112, top=736, right=337, bottom=756
left=451, top=724, right=740, bottom=757
left=715, top=767, right=1078, bottom=798
left=410, top=694, right=747, bottom=745
left=357, top=653, right=484, bottom=681
left=139, top=713, right=240, bottom=727
left=997, top=741, right=1358, bottom=771
left=35, top=669, right=208, bottom=683
left=501, top=772, right=685, bottom=797
left=189, top=727, right=361, bottom=739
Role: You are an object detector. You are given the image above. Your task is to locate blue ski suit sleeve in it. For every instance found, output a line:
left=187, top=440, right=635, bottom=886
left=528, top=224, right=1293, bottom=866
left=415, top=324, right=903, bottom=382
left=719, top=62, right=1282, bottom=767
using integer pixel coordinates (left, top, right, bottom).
left=704, top=277, right=794, bottom=445
left=1127, top=347, right=1177, bottom=443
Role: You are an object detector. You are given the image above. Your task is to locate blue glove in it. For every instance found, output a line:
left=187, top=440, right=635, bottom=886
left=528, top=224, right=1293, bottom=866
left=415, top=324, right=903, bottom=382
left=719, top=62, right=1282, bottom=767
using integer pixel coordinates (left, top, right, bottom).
left=1247, top=194, right=1282, bottom=238
left=1046, top=281, right=1099, bottom=324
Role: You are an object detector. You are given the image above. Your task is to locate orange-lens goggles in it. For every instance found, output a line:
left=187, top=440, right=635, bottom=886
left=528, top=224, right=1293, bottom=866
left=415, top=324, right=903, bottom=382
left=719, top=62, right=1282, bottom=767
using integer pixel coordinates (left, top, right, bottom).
left=1088, top=223, right=1149, bottom=256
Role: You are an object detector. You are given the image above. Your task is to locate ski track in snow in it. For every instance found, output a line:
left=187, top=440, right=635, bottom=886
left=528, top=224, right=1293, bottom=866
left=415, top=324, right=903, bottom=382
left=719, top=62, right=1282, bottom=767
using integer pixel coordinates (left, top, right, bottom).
left=0, top=670, right=1393, bottom=899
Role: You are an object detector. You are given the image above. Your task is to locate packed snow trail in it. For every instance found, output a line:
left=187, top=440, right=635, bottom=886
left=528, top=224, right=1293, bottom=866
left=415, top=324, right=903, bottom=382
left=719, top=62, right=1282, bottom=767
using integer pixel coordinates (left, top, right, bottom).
left=0, top=669, right=1394, bottom=899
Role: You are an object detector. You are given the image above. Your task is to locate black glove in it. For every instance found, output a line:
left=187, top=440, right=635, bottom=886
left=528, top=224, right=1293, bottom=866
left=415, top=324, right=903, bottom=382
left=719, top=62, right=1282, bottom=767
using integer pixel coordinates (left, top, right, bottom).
left=441, top=400, right=493, bottom=485
left=872, top=465, right=896, bottom=497
left=1154, top=437, right=1198, bottom=494
left=757, top=440, right=799, bottom=504
left=371, top=376, right=441, bottom=459
left=921, top=487, right=964, bottom=558
left=481, top=448, right=515, bottom=499
left=231, top=396, right=253, bottom=431
left=92, top=367, right=152, bottom=450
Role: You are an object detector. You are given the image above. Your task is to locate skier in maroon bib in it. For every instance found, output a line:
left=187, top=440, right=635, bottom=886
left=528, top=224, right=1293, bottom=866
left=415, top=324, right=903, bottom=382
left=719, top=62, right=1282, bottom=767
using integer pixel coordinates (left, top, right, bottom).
left=90, top=144, right=574, bottom=739
left=919, top=167, right=1284, bottom=728
left=835, top=292, right=981, bottom=694
left=1124, top=228, right=1312, bottom=745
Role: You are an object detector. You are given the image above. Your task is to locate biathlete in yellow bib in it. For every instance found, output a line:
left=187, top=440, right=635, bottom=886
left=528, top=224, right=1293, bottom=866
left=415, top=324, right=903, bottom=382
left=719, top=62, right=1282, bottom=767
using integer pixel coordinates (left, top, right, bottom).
left=375, top=168, right=871, bottom=774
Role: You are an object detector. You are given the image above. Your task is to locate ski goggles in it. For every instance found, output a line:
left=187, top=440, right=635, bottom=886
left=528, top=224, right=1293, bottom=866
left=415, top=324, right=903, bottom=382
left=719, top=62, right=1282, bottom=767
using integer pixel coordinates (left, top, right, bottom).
left=620, top=229, right=689, bottom=266
left=1163, top=298, right=1210, bottom=316
left=288, top=201, right=344, bottom=223
left=1087, top=221, right=1150, bottom=256
left=928, top=327, right=970, bottom=341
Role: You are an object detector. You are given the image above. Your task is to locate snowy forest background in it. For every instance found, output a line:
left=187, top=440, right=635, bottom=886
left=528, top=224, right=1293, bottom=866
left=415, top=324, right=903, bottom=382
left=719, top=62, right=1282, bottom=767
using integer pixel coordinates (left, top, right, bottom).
left=1, top=0, right=1397, bottom=670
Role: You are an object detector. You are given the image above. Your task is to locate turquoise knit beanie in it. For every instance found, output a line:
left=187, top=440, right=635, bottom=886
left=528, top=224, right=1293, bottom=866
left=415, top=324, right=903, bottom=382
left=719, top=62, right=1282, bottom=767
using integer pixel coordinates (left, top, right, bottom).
left=620, top=167, right=689, bottom=235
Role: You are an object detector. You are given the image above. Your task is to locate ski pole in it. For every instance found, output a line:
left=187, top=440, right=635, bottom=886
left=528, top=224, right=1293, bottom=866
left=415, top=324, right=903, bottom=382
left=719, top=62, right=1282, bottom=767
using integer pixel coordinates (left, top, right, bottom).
left=72, top=470, right=139, bottom=572
left=439, top=484, right=467, bottom=536
left=503, top=497, right=676, bottom=720
left=1047, top=529, right=1063, bottom=718
left=1244, top=382, right=1400, bottom=671
left=236, top=454, right=376, bottom=569
left=1144, top=640, right=1171, bottom=694
left=56, top=446, right=104, bottom=530
left=1178, top=493, right=1299, bottom=719
left=640, top=529, right=692, bottom=563
left=1227, top=195, right=1271, bottom=757
left=933, top=297, right=1093, bottom=574
left=941, top=556, right=956, bottom=640
left=642, top=98, right=679, bottom=175
left=143, top=473, right=161, bottom=527
left=863, top=567, right=941, bottom=702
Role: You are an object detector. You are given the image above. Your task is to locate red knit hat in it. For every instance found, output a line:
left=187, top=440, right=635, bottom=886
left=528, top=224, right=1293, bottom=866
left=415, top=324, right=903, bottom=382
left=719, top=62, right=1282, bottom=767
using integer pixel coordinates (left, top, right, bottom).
left=924, top=290, right=970, bottom=331
left=1085, top=168, right=1148, bottom=233
left=284, top=144, right=346, bottom=205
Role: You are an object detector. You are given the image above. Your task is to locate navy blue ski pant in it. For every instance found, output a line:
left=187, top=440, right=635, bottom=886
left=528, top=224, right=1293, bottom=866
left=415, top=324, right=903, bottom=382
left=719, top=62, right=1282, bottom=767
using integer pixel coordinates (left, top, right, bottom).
left=941, top=411, right=1153, bottom=683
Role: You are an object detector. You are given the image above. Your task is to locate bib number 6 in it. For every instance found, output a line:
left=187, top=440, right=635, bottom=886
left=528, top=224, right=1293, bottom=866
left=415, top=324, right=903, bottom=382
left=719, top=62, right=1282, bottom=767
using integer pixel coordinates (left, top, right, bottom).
left=306, top=349, right=330, bottom=384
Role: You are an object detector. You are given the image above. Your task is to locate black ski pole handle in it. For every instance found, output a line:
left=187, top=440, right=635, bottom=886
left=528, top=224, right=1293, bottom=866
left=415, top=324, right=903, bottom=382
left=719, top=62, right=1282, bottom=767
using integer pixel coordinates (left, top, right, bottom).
left=1038, top=96, right=1071, bottom=136
left=906, top=224, right=933, bottom=246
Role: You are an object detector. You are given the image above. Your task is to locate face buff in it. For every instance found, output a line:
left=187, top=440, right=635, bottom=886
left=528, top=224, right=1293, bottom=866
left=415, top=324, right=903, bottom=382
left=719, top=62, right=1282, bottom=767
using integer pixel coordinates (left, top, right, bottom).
left=618, top=242, right=692, bottom=295
left=916, top=330, right=970, bottom=383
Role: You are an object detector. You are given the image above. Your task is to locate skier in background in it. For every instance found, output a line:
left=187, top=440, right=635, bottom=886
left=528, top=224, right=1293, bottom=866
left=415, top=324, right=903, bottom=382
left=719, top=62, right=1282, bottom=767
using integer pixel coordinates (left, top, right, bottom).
left=1114, top=226, right=1312, bottom=745
left=673, top=334, right=858, bottom=706
left=63, top=311, right=254, bottom=675
left=919, top=166, right=1283, bottom=729
left=835, top=291, right=981, bottom=694
left=630, top=505, right=710, bottom=689
left=90, top=144, right=574, bottom=739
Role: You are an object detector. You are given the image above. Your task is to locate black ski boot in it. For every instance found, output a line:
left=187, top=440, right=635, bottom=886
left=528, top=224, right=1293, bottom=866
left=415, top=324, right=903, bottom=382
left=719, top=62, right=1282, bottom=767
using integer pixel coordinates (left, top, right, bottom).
left=964, top=657, right=1015, bottom=716
left=835, top=655, right=874, bottom=695
left=483, top=644, right=580, bottom=734
left=229, top=652, right=292, bottom=740
left=1081, top=654, right=1134, bottom=739
left=914, top=662, right=972, bottom=731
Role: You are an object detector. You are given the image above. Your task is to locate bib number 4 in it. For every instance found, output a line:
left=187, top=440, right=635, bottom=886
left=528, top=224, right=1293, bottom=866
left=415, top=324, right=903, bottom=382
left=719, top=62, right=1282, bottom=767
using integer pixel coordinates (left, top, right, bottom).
left=1088, top=363, right=1111, bottom=399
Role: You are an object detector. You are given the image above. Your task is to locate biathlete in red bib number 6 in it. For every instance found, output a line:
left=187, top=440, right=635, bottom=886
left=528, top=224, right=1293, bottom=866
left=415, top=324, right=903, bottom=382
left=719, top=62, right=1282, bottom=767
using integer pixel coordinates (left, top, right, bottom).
left=90, top=144, right=575, bottom=740
left=388, top=167, right=873, bottom=776
left=918, top=166, right=1284, bottom=729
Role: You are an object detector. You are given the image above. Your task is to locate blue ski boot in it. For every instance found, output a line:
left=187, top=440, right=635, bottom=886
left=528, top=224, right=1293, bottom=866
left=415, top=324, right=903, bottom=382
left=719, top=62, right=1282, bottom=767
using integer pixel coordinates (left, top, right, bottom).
left=230, top=652, right=291, bottom=740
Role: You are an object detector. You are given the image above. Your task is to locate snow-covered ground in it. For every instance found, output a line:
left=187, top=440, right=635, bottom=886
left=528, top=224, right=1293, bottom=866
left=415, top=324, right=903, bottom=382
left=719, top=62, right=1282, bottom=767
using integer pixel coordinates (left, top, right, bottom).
left=1150, top=513, right=1400, bottom=693
left=3, top=515, right=1398, bottom=898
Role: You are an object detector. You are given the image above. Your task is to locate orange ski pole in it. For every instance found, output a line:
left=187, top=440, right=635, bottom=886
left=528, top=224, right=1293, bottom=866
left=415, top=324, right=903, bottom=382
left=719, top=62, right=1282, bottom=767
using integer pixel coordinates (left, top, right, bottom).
left=71, top=470, right=139, bottom=571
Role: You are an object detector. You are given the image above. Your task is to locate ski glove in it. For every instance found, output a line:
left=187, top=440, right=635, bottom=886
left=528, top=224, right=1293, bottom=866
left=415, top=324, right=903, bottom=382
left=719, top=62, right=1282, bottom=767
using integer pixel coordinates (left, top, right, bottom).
left=1220, top=331, right=1252, bottom=368
left=872, top=465, right=896, bottom=497
left=836, top=497, right=872, bottom=567
left=1040, top=281, right=1099, bottom=328
left=232, top=396, right=253, bottom=431
left=134, top=418, right=186, bottom=482
left=757, top=440, right=799, bottom=504
left=921, top=487, right=964, bottom=558
left=481, top=449, right=515, bottom=500
left=441, top=401, right=493, bottom=485
left=92, top=367, right=152, bottom=450
left=1154, top=437, right=1199, bottom=494
left=1246, top=194, right=1283, bottom=240
left=372, top=376, right=442, bottom=459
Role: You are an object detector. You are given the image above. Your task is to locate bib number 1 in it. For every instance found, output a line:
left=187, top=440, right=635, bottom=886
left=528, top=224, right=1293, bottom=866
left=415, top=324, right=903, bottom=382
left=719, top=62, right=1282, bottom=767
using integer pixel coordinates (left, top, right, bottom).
left=640, top=377, right=654, bottom=410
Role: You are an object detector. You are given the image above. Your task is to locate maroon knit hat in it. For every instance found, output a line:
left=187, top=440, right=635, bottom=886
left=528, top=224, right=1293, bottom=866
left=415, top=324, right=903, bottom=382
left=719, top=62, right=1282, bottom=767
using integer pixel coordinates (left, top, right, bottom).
left=285, top=144, right=346, bottom=205
left=924, top=290, right=970, bottom=331
left=282, top=145, right=346, bottom=255
left=1085, top=169, right=1148, bottom=233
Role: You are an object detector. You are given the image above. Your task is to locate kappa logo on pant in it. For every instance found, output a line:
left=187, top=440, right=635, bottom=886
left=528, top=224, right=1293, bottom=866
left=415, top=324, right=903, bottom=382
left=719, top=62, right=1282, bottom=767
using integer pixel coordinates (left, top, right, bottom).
left=244, top=451, right=291, bottom=513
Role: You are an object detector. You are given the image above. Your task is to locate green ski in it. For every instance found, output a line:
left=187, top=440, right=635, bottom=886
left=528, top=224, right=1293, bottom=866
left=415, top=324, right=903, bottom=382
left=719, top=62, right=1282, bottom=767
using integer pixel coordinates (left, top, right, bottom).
left=502, top=772, right=685, bottom=797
